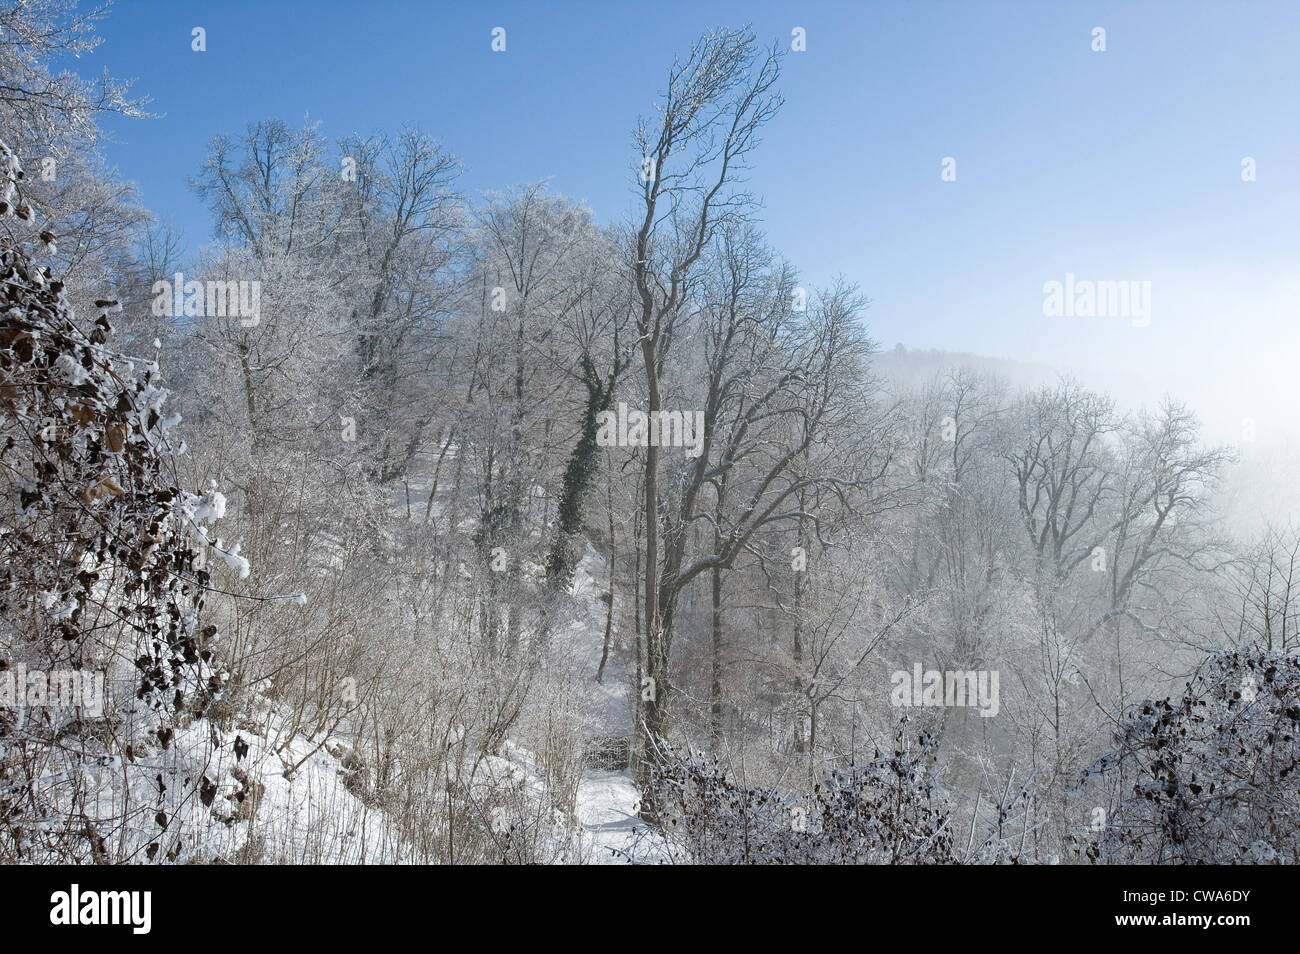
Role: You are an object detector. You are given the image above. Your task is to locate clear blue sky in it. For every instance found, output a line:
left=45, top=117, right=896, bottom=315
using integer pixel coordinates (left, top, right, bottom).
left=88, top=0, right=1300, bottom=440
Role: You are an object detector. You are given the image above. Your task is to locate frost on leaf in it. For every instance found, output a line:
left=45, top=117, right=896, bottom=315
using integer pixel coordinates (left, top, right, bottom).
left=1, top=147, right=244, bottom=862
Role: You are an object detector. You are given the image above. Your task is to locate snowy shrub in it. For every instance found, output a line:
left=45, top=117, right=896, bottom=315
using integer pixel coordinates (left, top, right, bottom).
left=649, top=721, right=958, bottom=864
left=0, top=154, right=244, bottom=861
left=1077, top=649, right=1300, bottom=864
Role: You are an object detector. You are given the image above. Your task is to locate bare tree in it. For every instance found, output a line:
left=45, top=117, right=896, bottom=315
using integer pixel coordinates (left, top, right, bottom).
left=628, top=28, right=782, bottom=801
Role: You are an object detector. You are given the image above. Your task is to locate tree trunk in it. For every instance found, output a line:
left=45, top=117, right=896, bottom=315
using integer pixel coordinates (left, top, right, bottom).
left=710, top=562, right=723, bottom=748
left=637, top=337, right=664, bottom=812
left=597, top=472, right=616, bottom=683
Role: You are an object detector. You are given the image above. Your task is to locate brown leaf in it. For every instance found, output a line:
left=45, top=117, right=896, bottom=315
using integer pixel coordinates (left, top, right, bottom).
left=83, top=476, right=124, bottom=502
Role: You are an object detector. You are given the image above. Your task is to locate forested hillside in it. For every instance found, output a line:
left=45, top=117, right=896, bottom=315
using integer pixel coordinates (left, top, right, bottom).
left=2, top=0, right=1296, bottom=867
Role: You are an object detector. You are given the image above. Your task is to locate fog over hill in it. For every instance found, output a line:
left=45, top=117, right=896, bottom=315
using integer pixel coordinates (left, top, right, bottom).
left=877, top=343, right=1300, bottom=537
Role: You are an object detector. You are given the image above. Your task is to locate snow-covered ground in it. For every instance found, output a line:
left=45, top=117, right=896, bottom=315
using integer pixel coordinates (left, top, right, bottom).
left=563, top=545, right=667, bottom=863
left=576, top=769, right=645, bottom=863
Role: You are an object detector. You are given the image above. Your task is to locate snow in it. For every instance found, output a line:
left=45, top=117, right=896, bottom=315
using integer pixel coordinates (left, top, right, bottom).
left=52, top=352, right=89, bottom=386
left=561, top=544, right=668, bottom=863
left=169, top=717, right=412, bottom=864
left=211, top=538, right=251, bottom=578
left=191, top=489, right=227, bottom=523
left=575, top=769, right=657, bottom=863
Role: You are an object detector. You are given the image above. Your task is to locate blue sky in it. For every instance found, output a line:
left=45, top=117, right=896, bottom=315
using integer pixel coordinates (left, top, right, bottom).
left=86, top=0, right=1300, bottom=440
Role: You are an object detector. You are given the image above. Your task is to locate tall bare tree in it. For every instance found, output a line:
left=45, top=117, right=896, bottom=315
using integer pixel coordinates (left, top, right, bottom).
left=628, top=29, right=782, bottom=797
